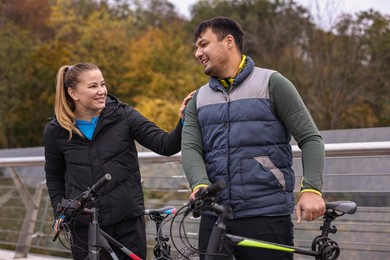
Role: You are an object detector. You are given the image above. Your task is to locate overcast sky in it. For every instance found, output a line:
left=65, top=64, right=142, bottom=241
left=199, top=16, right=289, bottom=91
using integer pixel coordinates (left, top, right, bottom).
left=168, top=0, right=390, bottom=23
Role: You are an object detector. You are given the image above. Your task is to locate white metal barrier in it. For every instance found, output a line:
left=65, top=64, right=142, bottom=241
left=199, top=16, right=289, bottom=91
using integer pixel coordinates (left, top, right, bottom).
left=0, top=141, right=390, bottom=259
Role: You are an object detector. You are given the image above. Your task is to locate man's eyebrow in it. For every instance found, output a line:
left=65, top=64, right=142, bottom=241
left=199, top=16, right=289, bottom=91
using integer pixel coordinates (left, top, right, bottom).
left=196, top=38, right=206, bottom=45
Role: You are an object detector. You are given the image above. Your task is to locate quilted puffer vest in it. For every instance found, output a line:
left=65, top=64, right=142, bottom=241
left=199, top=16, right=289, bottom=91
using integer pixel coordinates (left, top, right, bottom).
left=196, top=59, right=295, bottom=218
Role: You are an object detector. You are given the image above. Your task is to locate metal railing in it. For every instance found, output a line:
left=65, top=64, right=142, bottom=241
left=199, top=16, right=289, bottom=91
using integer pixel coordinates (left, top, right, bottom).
left=0, top=141, right=390, bottom=259
left=2, top=141, right=390, bottom=167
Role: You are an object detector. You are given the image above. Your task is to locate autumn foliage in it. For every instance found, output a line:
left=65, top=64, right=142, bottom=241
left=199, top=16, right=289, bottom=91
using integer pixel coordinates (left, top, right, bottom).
left=0, top=0, right=389, bottom=148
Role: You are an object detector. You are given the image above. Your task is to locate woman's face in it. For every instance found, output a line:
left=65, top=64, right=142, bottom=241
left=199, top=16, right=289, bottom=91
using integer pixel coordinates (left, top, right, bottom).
left=68, top=69, right=107, bottom=119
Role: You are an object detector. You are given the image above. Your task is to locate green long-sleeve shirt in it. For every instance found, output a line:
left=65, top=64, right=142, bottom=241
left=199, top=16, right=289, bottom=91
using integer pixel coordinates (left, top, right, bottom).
left=181, top=72, right=325, bottom=193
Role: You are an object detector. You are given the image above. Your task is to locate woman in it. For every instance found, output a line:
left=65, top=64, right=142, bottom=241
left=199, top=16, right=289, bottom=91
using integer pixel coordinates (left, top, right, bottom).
left=44, top=62, right=193, bottom=259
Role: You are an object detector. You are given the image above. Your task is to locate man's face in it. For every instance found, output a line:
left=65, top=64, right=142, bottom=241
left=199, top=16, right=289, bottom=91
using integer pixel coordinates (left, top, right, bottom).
left=194, top=28, right=229, bottom=78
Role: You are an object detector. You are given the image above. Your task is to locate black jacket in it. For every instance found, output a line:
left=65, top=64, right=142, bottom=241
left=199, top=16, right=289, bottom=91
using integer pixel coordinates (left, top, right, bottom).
left=44, top=95, right=182, bottom=226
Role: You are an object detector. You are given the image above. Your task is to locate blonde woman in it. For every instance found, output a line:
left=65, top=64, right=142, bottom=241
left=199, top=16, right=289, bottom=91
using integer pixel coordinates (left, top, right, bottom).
left=44, top=62, right=193, bottom=259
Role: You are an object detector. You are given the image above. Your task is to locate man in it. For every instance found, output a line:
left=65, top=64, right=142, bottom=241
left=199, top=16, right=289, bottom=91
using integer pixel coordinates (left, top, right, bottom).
left=181, top=16, right=326, bottom=260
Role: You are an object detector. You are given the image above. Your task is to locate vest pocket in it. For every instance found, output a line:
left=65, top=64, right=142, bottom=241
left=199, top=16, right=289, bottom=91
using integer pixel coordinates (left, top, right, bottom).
left=253, top=156, right=286, bottom=190
left=239, top=156, right=286, bottom=191
left=230, top=156, right=287, bottom=211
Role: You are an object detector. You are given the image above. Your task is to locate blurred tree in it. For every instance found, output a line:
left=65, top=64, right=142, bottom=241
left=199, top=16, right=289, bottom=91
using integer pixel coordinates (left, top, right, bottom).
left=118, top=25, right=205, bottom=130
left=0, top=0, right=389, bottom=148
left=0, top=0, right=50, bottom=36
left=0, top=22, right=34, bottom=147
left=135, top=98, right=181, bottom=131
left=302, top=10, right=390, bottom=129
left=355, top=10, right=390, bottom=126
left=75, top=5, right=132, bottom=95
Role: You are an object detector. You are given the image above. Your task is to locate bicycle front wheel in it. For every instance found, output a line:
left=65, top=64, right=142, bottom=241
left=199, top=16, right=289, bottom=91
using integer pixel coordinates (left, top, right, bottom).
left=173, top=245, right=199, bottom=260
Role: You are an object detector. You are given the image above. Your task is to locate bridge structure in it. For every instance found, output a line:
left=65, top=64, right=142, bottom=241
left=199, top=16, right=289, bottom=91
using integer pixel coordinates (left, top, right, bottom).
left=0, top=127, right=389, bottom=259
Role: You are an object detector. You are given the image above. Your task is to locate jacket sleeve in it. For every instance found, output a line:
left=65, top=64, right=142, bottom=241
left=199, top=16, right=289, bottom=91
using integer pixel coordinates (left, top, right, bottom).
left=126, top=107, right=182, bottom=156
left=181, top=92, right=211, bottom=189
left=43, top=126, right=66, bottom=218
left=269, top=73, right=325, bottom=193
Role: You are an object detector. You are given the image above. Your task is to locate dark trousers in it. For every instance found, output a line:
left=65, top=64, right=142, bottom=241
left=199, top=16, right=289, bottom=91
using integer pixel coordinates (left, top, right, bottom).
left=70, top=216, right=146, bottom=260
left=198, top=214, right=294, bottom=260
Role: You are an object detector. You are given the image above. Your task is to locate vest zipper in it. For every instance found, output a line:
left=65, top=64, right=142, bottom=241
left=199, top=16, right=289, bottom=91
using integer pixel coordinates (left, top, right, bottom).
left=224, top=91, right=234, bottom=216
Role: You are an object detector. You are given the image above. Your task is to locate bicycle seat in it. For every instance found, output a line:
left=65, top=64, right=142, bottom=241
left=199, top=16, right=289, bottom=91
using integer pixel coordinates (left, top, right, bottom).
left=144, top=206, right=176, bottom=215
left=325, top=201, right=357, bottom=214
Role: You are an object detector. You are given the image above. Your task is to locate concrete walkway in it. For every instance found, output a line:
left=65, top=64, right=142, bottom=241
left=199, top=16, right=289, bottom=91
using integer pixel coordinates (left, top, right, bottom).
left=0, top=249, right=70, bottom=260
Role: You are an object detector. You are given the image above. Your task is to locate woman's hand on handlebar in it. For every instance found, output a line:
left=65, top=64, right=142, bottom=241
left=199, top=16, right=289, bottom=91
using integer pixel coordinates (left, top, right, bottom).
left=53, top=217, right=64, bottom=232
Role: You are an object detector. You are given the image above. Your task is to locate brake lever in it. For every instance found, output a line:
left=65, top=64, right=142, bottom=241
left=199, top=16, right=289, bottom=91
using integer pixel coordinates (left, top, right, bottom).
left=188, top=198, right=202, bottom=218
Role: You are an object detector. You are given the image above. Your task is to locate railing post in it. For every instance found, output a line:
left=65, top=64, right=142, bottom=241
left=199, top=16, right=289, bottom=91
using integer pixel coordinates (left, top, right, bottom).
left=9, top=167, right=45, bottom=259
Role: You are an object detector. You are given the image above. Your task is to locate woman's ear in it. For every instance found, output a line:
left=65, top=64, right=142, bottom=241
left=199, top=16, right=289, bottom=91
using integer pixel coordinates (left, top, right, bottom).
left=67, top=87, right=78, bottom=101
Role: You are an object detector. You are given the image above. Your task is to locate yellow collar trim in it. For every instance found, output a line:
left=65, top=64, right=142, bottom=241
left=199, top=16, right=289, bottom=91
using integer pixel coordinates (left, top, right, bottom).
left=219, top=55, right=247, bottom=88
left=237, top=54, right=247, bottom=74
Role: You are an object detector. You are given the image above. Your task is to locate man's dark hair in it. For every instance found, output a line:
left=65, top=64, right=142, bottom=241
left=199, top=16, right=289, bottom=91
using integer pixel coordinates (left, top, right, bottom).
left=194, top=16, right=244, bottom=53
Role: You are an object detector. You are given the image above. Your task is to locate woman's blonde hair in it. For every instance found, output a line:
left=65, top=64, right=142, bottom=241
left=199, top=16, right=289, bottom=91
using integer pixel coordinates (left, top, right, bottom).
left=54, top=63, right=100, bottom=140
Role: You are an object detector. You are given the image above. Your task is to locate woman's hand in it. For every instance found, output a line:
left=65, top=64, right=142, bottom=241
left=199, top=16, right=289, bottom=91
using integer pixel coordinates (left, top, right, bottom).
left=53, top=217, right=63, bottom=232
left=179, top=90, right=196, bottom=119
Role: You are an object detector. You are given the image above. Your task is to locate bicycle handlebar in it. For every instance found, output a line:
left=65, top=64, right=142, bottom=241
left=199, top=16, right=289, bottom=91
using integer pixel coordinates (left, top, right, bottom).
left=197, top=181, right=227, bottom=199
left=187, top=181, right=227, bottom=217
left=187, top=181, right=358, bottom=219
left=54, top=173, right=112, bottom=236
left=91, top=173, right=112, bottom=193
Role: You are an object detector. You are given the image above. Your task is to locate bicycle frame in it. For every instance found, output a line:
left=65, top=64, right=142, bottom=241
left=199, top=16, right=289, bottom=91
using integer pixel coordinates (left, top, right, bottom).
left=204, top=201, right=357, bottom=260
left=56, top=203, right=178, bottom=260
left=177, top=181, right=357, bottom=260
left=82, top=206, right=142, bottom=260
left=206, top=207, right=318, bottom=259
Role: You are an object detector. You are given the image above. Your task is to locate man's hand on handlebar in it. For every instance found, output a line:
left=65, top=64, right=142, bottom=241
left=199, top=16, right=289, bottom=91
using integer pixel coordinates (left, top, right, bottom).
left=186, top=181, right=227, bottom=218
left=187, top=186, right=208, bottom=218
left=189, top=186, right=208, bottom=202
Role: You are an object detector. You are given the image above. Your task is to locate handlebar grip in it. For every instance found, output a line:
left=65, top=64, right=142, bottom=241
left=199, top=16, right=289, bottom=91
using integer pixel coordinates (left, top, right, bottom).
left=91, top=173, right=112, bottom=193
left=198, top=181, right=227, bottom=198
left=53, top=230, right=60, bottom=241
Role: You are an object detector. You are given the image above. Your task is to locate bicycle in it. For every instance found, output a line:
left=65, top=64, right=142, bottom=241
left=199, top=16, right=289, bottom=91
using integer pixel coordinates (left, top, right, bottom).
left=171, top=181, right=357, bottom=260
left=53, top=174, right=198, bottom=260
